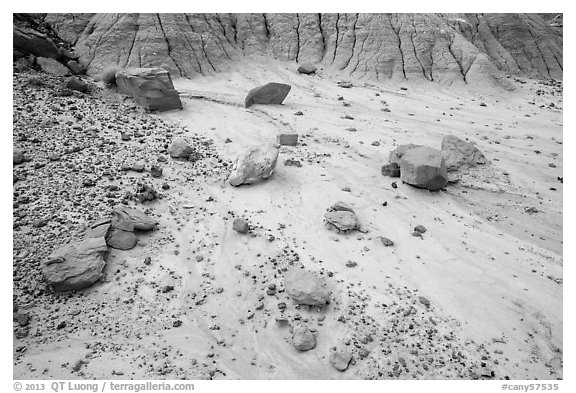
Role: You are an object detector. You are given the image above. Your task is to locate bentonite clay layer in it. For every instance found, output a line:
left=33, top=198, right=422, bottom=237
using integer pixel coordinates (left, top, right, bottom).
left=45, top=13, right=562, bottom=84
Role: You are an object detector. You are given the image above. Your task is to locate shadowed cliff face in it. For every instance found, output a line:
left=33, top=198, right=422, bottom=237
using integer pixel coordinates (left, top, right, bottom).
left=45, top=13, right=562, bottom=84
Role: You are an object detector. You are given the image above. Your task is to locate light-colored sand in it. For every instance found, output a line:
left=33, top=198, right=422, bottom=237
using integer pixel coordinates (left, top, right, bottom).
left=14, top=60, right=562, bottom=380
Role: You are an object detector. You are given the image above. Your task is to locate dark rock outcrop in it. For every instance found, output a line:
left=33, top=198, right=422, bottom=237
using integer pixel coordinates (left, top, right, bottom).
left=397, top=146, right=448, bottom=191
left=115, top=67, right=183, bottom=111
left=13, top=26, right=60, bottom=59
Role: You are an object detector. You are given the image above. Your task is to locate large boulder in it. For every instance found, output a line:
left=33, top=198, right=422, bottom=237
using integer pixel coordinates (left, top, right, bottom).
left=13, top=26, right=60, bottom=59
left=43, top=237, right=108, bottom=291
left=389, top=143, right=421, bottom=164
left=115, top=67, right=182, bottom=111
left=292, top=324, right=316, bottom=351
left=398, top=146, right=448, bottom=191
left=229, top=145, right=279, bottom=186
left=245, top=82, right=291, bottom=108
left=37, top=57, right=70, bottom=76
left=168, top=138, right=194, bottom=159
left=284, top=268, right=330, bottom=306
left=297, top=63, right=317, bottom=74
left=441, top=135, right=487, bottom=171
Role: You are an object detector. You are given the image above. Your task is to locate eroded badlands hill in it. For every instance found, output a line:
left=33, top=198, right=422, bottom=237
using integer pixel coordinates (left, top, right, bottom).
left=44, top=13, right=562, bottom=84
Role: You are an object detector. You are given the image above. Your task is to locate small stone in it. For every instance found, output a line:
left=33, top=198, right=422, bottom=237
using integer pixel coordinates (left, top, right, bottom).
left=232, top=218, right=250, bottom=234
left=380, top=237, right=394, bottom=247
left=381, top=163, right=400, bottom=177
left=414, top=225, right=427, bottom=234
left=330, top=350, right=353, bottom=371
left=168, top=138, right=194, bottom=159
left=292, top=324, right=316, bottom=351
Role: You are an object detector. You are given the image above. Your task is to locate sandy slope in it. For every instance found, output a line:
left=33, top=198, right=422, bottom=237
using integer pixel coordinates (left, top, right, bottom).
left=14, top=60, right=562, bottom=380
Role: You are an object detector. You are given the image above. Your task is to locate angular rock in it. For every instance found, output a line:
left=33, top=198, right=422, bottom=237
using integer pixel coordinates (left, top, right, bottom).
left=325, top=211, right=360, bottom=232
left=297, top=63, right=317, bottom=74
left=37, top=57, right=70, bottom=76
left=115, top=67, right=182, bottom=111
left=292, top=324, right=316, bottom=351
left=13, top=147, right=24, bottom=164
left=441, top=135, right=487, bottom=171
left=43, top=237, right=108, bottom=291
left=381, top=162, right=400, bottom=177
left=114, top=207, right=156, bottom=231
left=389, top=144, right=421, bottom=164
left=245, top=82, right=291, bottom=108
left=111, top=209, right=135, bottom=232
left=284, top=268, right=330, bottom=306
left=168, top=137, right=194, bottom=159
left=330, top=350, right=353, bottom=371
left=380, top=236, right=394, bottom=246
left=229, top=145, right=279, bottom=186
left=85, top=218, right=112, bottom=239
left=277, top=133, right=298, bottom=146
left=398, top=146, right=448, bottom=191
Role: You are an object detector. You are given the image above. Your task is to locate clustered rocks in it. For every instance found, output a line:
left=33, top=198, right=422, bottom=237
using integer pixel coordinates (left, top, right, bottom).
left=382, top=135, right=487, bottom=191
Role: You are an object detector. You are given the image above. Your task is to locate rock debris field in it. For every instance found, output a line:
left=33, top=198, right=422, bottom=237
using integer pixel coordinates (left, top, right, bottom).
left=13, top=58, right=562, bottom=380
